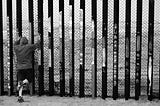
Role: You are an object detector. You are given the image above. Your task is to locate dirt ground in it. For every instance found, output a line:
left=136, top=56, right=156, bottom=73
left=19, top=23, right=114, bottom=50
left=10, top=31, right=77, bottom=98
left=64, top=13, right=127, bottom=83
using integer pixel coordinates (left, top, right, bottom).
left=0, top=95, right=160, bottom=106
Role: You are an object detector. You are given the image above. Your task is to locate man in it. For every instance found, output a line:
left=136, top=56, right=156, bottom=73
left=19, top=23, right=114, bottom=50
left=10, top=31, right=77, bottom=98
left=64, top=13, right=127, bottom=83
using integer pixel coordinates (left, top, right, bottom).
left=14, top=35, right=40, bottom=103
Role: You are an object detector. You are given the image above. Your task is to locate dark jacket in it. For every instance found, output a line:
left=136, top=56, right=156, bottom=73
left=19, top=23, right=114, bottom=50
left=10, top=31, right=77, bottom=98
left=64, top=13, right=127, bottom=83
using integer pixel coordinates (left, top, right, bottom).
left=14, top=37, right=40, bottom=70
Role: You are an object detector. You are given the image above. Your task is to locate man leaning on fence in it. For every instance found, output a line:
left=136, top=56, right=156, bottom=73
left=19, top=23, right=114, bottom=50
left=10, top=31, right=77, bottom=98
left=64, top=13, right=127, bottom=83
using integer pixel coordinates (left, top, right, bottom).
left=14, top=34, right=40, bottom=103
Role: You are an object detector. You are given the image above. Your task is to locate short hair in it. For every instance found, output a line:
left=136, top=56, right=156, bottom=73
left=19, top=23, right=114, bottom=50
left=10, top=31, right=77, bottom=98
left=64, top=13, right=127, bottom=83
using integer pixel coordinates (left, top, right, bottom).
left=20, top=37, right=28, bottom=45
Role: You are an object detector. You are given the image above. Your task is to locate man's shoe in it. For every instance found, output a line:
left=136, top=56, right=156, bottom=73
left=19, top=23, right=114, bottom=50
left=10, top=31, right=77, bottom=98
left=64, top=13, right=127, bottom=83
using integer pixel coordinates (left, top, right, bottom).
left=23, top=79, right=29, bottom=84
left=17, top=96, right=24, bottom=103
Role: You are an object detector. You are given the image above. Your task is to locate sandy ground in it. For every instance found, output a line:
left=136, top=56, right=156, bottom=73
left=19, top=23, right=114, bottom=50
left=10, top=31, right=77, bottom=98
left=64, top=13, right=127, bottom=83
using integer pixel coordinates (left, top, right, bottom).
left=0, top=96, right=160, bottom=106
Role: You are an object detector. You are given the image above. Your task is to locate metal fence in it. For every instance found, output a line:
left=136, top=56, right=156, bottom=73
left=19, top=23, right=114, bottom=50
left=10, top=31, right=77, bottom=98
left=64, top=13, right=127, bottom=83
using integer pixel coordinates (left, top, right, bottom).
left=0, top=0, right=160, bottom=101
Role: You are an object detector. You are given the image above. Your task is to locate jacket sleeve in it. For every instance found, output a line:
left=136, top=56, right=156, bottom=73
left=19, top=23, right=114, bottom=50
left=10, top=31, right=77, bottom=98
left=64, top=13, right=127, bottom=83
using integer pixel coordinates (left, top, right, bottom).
left=28, top=39, right=41, bottom=51
left=14, top=39, right=20, bottom=46
left=13, top=40, right=21, bottom=51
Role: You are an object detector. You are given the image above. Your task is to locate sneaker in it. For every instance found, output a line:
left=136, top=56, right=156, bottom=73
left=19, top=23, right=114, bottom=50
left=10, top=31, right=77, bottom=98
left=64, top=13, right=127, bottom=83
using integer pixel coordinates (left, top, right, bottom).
left=17, top=96, right=24, bottom=103
left=23, top=79, right=29, bottom=84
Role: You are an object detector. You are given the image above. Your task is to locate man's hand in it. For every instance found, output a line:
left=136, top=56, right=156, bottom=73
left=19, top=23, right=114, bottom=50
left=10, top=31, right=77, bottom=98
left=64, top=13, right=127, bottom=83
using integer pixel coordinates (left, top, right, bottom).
left=34, top=34, right=41, bottom=50
left=15, top=35, right=21, bottom=41
left=14, top=36, right=21, bottom=46
left=15, top=30, right=21, bottom=41
left=35, top=35, right=40, bottom=43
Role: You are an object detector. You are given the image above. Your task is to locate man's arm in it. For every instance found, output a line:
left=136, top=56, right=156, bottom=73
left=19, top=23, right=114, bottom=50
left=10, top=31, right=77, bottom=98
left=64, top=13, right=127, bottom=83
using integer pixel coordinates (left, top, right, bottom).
left=14, top=36, right=21, bottom=46
left=33, top=39, right=41, bottom=49
left=28, top=37, right=41, bottom=50
left=14, top=39, right=20, bottom=46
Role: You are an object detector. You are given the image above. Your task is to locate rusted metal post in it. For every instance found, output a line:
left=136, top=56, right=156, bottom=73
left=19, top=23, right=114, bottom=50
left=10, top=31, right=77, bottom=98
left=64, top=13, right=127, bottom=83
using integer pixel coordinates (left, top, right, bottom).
left=102, top=0, right=108, bottom=99
left=135, top=0, right=143, bottom=100
left=125, top=0, right=131, bottom=100
left=38, top=0, right=44, bottom=96
left=0, top=0, right=4, bottom=96
left=91, top=0, right=97, bottom=98
left=48, top=0, right=54, bottom=96
left=7, top=0, right=13, bottom=96
left=113, top=0, right=119, bottom=100
left=59, top=0, right=65, bottom=96
left=69, top=0, right=75, bottom=96
left=147, top=0, right=154, bottom=101
left=28, top=0, right=35, bottom=95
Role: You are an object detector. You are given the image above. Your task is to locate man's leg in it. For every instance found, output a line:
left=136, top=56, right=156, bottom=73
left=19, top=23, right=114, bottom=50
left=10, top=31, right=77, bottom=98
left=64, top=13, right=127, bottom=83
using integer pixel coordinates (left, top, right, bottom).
left=18, top=81, right=23, bottom=97
left=29, top=82, right=33, bottom=96
left=17, top=70, right=24, bottom=97
left=17, top=81, right=24, bottom=103
left=17, top=79, right=29, bottom=94
left=17, top=70, right=29, bottom=102
left=26, top=68, right=34, bottom=96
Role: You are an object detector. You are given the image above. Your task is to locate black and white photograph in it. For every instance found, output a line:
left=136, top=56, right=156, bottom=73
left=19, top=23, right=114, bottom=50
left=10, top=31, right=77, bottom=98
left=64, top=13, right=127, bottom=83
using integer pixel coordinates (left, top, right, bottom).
left=0, top=0, right=160, bottom=105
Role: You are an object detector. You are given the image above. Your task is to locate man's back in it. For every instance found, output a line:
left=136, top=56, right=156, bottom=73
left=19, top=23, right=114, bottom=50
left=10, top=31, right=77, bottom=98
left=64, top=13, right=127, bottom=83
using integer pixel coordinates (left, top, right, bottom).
left=15, top=45, right=34, bottom=69
left=14, top=37, right=40, bottom=70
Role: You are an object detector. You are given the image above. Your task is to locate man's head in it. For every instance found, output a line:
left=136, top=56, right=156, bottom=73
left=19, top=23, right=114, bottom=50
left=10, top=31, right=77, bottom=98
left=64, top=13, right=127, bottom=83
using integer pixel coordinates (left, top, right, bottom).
left=20, top=37, right=28, bottom=45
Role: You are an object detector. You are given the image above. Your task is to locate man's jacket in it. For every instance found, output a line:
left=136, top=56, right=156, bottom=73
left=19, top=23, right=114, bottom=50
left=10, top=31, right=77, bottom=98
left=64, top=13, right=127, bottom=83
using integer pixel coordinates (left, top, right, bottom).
left=14, top=37, right=40, bottom=70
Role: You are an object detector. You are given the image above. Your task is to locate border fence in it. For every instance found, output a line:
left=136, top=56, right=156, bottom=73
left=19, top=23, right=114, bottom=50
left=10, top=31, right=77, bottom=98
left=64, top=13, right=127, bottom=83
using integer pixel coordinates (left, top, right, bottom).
left=0, top=0, right=160, bottom=101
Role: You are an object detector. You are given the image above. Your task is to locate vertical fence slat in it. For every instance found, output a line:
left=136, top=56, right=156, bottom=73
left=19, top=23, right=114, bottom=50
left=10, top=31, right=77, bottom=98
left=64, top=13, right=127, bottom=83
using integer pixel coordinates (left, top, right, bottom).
left=69, top=0, right=75, bottom=97
left=102, top=0, right=108, bottom=99
left=147, top=0, right=154, bottom=101
left=16, top=0, right=22, bottom=37
left=94, top=1, right=97, bottom=98
left=59, top=0, right=65, bottom=97
left=48, top=0, right=54, bottom=96
left=0, top=0, right=4, bottom=96
left=68, top=5, right=72, bottom=96
left=82, top=0, right=85, bottom=98
left=61, top=1, right=65, bottom=96
left=113, top=0, right=119, bottom=100
left=28, top=0, right=35, bottom=95
left=16, top=0, right=22, bottom=94
left=125, top=0, right=131, bottom=100
left=135, top=0, right=143, bottom=100
left=159, top=53, right=160, bottom=100
left=38, top=0, right=44, bottom=96
left=71, top=0, right=75, bottom=97
left=79, top=10, right=83, bottom=97
left=7, top=0, right=13, bottom=96
left=79, top=11, right=83, bottom=97
left=91, top=20, right=95, bottom=98
left=92, top=0, right=97, bottom=98
left=79, top=0, right=85, bottom=97
left=59, top=2, right=61, bottom=96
